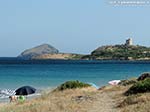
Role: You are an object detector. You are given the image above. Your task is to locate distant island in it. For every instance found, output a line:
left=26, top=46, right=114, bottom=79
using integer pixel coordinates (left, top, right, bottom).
left=18, top=44, right=83, bottom=60
left=18, top=38, right=150, bottom=60
left=82, top=38, right=150, bottom=60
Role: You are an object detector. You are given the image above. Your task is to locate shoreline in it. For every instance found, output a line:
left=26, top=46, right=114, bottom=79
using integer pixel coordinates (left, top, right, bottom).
left=1, top=57, right=150, bottom=61
left=0, top=86, right=55, bottom=104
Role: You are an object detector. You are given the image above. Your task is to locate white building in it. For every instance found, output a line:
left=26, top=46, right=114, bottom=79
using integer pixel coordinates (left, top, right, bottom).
left=125, top=38, right=133, bottom=46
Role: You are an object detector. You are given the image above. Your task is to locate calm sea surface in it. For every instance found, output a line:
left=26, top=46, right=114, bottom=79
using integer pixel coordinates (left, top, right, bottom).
left=0, top=58, right=150, bottom=90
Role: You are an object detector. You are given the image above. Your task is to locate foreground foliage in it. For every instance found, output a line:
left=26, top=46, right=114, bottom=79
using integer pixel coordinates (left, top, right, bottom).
left=119, top=78, right=137, bottom=86
left=0, top=88, right=96, bottom=112
left=137, top=72, right=150, bottom=81
left=55, top=80, right=91, bottom=91
left=125, top=78, right=150, bottom=95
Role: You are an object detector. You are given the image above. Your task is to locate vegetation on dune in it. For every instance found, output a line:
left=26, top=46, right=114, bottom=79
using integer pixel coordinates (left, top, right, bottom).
left=137, top=72, right=150, bottom=81
left=0, top=88, right=96, bottom=112
left=125, top=78, right=150, bottom=95
left=55, top=80, right=91, bottom=91
left=124, top=73, right=150, bottom=95
left=119, top=78, right=137, bottom=86
left=118, top=95, right=140, bottom=107
left=118, top=93, right=150, bottom=109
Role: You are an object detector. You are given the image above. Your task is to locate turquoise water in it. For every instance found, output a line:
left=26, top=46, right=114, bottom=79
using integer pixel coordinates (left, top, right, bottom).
left=0, top=59, right=150, bottom=91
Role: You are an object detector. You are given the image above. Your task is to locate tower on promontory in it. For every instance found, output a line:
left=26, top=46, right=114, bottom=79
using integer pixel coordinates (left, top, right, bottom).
left=125, top=38, right=133, bottom=46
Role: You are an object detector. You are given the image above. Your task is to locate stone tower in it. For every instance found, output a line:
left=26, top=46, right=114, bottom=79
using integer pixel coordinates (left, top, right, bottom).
left=125, top=38, right=133, bottom=46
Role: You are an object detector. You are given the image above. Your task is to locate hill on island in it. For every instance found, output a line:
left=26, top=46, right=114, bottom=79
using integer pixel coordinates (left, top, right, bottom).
left=18, top=41, right=150, bottom=60
left=82, top=45, right=150, bottom=60
left=18, top=44, right=59, bottom=59
left=18, top=44, right=83, bottom=60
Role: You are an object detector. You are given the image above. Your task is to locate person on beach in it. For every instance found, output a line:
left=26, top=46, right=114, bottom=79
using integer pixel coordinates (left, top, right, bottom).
left=9, top=95, right=26, bottom=103
left=9, top=95, right=18, bottom=102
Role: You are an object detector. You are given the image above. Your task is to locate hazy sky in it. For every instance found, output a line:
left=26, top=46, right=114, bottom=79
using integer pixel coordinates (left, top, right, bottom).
left=0, top=0, right=150, bottom=56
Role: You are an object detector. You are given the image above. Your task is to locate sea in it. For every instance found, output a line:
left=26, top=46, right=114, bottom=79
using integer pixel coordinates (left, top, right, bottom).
left=0, top=58, right=150, bottom=101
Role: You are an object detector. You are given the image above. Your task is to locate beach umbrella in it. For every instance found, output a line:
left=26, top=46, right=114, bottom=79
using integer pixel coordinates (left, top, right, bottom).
left=15, top=86, right=36, bottom=95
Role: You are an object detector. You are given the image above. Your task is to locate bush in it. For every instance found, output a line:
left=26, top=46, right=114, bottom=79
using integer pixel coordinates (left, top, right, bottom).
left=137, top=72, right=150, bottom=81
left=55, top=80, right=91, bottom=91
left=119, top=78, right=137, bottom=86
left=125, top=78, right=150, bottom=95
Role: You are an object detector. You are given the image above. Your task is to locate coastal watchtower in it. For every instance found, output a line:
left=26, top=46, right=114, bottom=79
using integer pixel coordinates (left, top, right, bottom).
left=125, top=38, right=133, bottom=46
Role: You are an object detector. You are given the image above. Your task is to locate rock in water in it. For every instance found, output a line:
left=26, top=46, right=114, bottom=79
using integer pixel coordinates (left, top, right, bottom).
left=18, top=44, right=59, bottom=59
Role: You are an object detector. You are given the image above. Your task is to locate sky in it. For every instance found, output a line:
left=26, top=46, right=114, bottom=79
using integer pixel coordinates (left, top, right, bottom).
left=0, top=0, right=150, bottom=57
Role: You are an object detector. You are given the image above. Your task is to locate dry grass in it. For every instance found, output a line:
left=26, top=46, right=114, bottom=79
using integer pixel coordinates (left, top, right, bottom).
left=0, top=87, right=97, bottom=112
left=0, top=85, right=150, bottom=112
left=98, top=85, right=150, bottom=112
left=101, top=85, right=129, bottom=92
left=108, top=85, right=150, bottom=112
left=118, top=93, right=150, bottom=112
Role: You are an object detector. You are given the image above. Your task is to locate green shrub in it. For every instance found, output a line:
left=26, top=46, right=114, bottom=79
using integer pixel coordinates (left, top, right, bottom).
left=137, top=72, right=150, bottom=81
left=55, top=80, right=91, bottom=91
left=119, top=78, right=137, bottom=86
left=125, top=78, right=150, bottom=95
